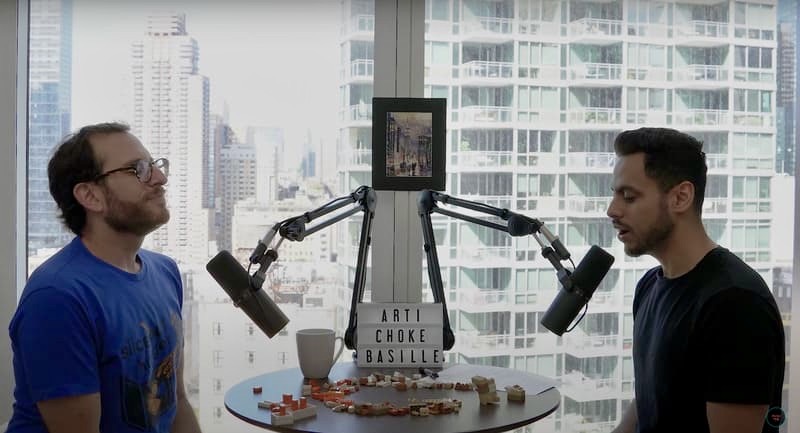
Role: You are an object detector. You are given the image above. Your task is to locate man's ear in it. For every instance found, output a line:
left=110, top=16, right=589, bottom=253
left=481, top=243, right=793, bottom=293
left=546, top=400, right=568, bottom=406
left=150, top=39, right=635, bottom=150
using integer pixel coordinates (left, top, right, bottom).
left=73, top=182, right=105, bottom=213
left=669, top=181, right=695, bottom=214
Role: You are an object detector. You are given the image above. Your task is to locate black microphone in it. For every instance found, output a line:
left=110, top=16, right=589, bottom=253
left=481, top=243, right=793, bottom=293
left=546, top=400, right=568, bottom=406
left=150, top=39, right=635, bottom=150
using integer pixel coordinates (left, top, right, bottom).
left=540, top=245, right=615, bottom=336
left=507, top=214, right=570, bottom=260
left=206, top=250, right=290, bottom=338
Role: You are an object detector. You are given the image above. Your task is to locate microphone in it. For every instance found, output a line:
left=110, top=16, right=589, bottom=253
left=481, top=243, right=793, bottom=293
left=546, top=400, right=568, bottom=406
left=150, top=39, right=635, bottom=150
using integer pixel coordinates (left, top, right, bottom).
left=507, top=214, right=570, bottom=260
left=540, top=245, right=615, bottom=336
left=206, top=250, right=290, bottom=338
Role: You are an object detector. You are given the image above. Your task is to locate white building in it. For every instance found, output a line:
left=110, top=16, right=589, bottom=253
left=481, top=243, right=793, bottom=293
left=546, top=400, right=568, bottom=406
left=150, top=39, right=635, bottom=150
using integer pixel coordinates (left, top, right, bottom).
left=338, top=0, right=779, bottom=431
left=131, top=12, right=211, bottom=265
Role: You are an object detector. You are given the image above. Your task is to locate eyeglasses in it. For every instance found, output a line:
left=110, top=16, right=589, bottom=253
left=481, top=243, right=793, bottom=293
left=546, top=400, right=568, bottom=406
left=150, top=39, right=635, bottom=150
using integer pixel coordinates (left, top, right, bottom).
left=94, top=158, right=169, bottom=183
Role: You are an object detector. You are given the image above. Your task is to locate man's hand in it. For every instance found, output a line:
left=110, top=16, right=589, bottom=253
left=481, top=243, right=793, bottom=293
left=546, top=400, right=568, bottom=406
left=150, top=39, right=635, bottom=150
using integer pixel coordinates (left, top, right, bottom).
left=707, top=402, right=768, bottom=433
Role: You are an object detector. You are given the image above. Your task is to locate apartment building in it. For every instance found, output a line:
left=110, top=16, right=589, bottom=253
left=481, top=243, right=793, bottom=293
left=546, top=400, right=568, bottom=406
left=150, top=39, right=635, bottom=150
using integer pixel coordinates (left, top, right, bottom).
left=339, top=1, right=779, bottom=431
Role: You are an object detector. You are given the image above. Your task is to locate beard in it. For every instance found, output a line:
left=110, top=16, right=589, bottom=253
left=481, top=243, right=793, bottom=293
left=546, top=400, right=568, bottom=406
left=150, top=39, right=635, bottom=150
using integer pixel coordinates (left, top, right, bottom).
left=104, top=190, right=170, bottom=237
left=624, top=200, right=674, bottom=257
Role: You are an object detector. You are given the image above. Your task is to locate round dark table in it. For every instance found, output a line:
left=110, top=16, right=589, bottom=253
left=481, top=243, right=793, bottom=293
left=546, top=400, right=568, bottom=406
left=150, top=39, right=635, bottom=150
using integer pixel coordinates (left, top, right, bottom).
left=225, top=363, right=560, bottom=433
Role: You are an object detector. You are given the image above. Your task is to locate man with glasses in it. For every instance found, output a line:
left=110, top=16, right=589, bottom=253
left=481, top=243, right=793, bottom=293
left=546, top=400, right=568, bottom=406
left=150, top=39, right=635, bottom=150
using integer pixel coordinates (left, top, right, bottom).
left=7, top=123, right=202, bottom=433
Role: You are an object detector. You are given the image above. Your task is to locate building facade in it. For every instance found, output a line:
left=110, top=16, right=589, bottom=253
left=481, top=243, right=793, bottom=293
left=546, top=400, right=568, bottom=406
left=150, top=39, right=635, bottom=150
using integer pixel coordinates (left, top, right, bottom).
left=28, top=0, right=73, bottom=255
left=131, top=12, right=211, bottom=264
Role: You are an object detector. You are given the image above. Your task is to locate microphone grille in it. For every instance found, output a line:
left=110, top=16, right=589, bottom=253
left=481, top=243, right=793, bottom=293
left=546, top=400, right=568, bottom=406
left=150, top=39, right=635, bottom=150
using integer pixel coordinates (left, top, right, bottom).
left=571, top=245, right=615, bottom=294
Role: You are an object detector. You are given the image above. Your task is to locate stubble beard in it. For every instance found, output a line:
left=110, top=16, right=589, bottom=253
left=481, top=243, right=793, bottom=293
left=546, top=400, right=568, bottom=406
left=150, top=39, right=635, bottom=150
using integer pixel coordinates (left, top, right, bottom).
left=624, top=201, right=674, bottom=257
left=104, top=193, right=170, bottom=237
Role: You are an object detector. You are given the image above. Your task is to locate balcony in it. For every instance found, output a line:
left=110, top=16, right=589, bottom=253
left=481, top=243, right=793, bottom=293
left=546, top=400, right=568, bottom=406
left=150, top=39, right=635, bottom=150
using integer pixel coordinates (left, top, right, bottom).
left=455, top=331, right=512, bottom=355
left=516, top=109, right=560, bottom=126
left=733, top=112, right=774, bottom=129
left=560, top=372, right=618, bottom=401
left=460, top=17, right=513, bottom=43
left=563, top=415, right=617, bottom=433
left=337, top=148, right=371, bottom=168
left=453, top=151, right=514, bottom=169
left=457, top=105, right=513, bottom=125
left=566, top=197, right=612, bottom=215
left=342, top=14, right=374, bottom=39
left=457, top=289, right=510, bottom=312
left=518, top=20, right=560, bottom=37
left=568, top=63, right=623, bottom=86
left=674, top=20, right=729, bottom=47
left=568, top=107, right=622, bottom=126
left=340, top=103, right=372, bottom=125
left=674, top=65, right=728, bottom=89
left=564, top=334, right=620, bottom=357
left=706, top=153, right=727, bottom=170
left=564, top=152, right=615, bottom=170
left=626, top=66, right=667, bottom=82
left=673, top=109, right=728, bottom=127
left=342, top=59, right=373, bottom=83
left=459, top=60, right=513, bottom=85
left=626, top=111, right=668, bottom=126
left=703, top=197, right=727, bottom=215
left=456, top=246, right=513, bottom=266
left=569, top=18, right=623, bottom=44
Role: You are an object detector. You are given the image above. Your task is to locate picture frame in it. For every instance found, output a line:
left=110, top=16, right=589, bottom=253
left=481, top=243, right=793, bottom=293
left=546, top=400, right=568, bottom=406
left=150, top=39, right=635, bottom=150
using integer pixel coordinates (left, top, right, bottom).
left=371, top=97, right=446, bottom=191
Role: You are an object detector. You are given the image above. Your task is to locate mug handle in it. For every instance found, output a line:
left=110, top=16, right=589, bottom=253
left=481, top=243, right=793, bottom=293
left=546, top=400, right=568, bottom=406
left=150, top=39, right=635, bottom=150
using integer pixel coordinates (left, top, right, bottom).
left=332, top=336, right=345, bottom=364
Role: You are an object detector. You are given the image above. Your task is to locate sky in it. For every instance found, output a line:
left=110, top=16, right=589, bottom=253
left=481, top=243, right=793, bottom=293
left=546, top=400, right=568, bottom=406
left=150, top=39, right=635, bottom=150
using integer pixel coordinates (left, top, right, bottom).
left=71, top=0, right=343, bottom=148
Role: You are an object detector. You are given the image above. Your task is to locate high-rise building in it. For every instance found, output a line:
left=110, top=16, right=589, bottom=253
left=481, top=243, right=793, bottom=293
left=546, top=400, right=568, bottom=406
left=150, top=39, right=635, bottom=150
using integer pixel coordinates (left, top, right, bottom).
left=131, top=13, right=211, bottom=264
left=777, top=0, right=796, bottom=174
left=247, top=126, right=282, bottom=204
left=218, top=141, right=257, bottom=252
left=28, top=0, right=73, bottom=255
left=338, top=1, right=779, bottom=431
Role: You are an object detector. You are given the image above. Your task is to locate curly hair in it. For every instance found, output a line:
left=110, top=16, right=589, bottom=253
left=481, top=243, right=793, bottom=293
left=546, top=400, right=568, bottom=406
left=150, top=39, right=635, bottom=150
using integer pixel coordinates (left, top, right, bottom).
left=48, top=122, right=131, bottom=235
left=614, top=127, right=707, bottom=215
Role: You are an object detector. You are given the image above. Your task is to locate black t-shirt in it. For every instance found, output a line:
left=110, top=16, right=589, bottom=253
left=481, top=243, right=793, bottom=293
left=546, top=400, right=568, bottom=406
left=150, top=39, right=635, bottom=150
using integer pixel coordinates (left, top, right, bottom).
left=633, top=247, right=785, bottom=433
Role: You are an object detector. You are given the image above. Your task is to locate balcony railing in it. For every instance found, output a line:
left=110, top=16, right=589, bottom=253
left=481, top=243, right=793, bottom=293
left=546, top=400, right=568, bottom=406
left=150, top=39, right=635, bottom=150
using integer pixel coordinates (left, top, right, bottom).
left=565, top=152, right=616, bottom=169
left=568, top=107, right=621, bottom=125
left=518, top=20, right=560, bottom=36
left=454, top=151, right=514, bottom=168
left=733, top=112, right=774, bottom=128
left=627, top=111, right=668, bottom=125
left=564, top=334, right=619, bottom=352
left=458, top=246, right=512, bottom=262
left=347, top=59, right=374, bottom=80
left=676, top=20, right=729, bottom=38
left=569, top=62, right=622, bottom=81
left=460, top=60, right=513, bottom=79
left=703, top=197, right=727, bottom=214
left=563, top=418, right=618, bottom=433
left=457, top=332, right=512, bottom=350
left=675, top=64, right=728, bottom=82
left=338, top=149, right=371, bottom=167
left=567, top=197, right=612, bottom=213
left=458, top=105, right=513, bottom=123
left=562, top=373, right=617, bottom=392
left=626, top=66, right=668, bottom=82
left=706, top=154, right=727, bottom=169
left=458, top=289, right=509, bottom=307
left=673, top=109, right=728, bottom=126
left=461, top=17, right=513, bottom=37
left=341, top=103, right=372, bottom=122
left=569, top=18, right=623, bottom=38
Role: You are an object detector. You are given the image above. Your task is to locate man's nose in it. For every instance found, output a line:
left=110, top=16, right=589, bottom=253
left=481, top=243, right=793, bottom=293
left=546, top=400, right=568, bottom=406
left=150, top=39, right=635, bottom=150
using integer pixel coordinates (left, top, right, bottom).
left=606, top=196, right=619, bottom=219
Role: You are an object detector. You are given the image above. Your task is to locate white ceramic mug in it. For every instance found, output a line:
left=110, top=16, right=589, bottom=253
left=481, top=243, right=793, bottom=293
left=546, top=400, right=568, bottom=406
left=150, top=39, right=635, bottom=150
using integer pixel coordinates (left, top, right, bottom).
left=296, top=328, right=345, bottom=379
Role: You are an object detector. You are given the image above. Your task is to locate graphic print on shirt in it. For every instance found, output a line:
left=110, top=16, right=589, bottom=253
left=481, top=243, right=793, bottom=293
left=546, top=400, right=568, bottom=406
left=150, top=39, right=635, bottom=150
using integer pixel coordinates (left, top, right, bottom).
left=120, top=312, right=183, bottom=431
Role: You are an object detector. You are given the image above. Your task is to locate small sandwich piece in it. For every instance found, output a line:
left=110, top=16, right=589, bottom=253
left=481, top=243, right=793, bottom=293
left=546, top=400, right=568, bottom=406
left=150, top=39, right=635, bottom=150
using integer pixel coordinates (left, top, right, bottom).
left=505, top=384, right=526, bottom=402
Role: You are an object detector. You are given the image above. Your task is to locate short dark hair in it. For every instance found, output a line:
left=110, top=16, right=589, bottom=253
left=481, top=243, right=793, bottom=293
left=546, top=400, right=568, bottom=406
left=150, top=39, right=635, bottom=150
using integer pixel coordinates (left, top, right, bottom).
left=613, top=127, right=707, bottom=215
left=48, top=122, right=131, bottom=235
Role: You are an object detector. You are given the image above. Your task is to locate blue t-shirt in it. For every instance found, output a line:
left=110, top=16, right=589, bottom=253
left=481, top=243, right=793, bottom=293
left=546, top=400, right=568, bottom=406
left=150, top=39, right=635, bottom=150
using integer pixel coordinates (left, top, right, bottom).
left=8, top=237, right=184, bottom=433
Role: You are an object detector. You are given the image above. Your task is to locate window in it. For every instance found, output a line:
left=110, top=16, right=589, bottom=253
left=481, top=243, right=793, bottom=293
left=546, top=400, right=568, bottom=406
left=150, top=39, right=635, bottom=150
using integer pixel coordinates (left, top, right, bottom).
left=11, top=2, right=793, bottom=433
